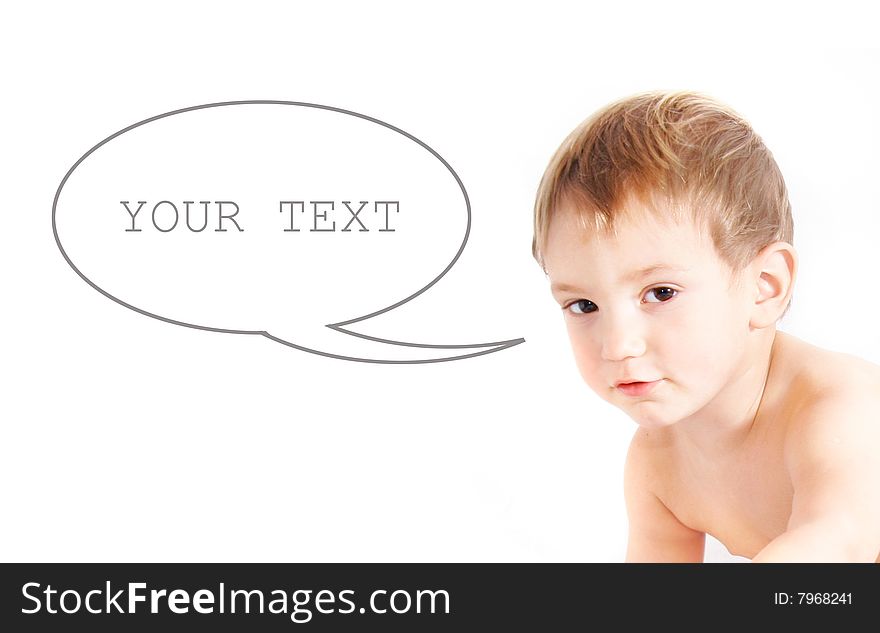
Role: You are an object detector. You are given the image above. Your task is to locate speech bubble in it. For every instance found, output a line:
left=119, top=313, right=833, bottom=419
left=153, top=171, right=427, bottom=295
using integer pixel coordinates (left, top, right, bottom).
left=53, top=101, right=524, bottom=363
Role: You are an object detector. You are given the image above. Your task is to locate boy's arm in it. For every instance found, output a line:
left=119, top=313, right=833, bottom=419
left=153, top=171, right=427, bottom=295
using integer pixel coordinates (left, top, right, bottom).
left=624, top=431, right=705, bottom=562
left=752, top=393, right=880, bottom=562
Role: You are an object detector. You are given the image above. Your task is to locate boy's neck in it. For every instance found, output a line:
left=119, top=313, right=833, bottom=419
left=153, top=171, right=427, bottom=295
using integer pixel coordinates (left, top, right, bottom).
left=672, top=328, right=780, bottom=459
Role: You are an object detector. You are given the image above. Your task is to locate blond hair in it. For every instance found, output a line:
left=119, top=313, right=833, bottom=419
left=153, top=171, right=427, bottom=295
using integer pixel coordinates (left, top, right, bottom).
left=532, top=91, right=793, bottom=272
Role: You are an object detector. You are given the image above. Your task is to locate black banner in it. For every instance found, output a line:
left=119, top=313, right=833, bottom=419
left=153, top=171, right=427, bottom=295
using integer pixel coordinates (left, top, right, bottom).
left=1, top=563, right=876, bottom=630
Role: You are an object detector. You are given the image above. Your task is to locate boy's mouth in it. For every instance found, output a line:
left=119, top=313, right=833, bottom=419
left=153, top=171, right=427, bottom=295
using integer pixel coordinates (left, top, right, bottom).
left=614, top=379, right=662, bottom=397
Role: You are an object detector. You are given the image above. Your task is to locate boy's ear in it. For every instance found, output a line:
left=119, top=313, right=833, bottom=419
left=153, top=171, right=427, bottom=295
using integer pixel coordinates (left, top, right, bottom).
left=749, top=241, right=798, bottom=329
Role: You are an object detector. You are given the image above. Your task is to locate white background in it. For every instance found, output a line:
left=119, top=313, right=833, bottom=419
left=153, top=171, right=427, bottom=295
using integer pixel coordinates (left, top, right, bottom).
left=2, top=2, right=878, bottom=563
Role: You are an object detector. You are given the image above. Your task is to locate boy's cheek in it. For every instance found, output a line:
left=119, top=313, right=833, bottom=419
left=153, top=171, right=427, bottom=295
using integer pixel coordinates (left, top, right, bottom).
left=568, top=342, right=607, bottom=394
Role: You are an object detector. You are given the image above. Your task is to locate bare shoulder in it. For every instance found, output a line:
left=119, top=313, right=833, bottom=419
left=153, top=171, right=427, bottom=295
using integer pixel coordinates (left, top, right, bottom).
left=770, top=334, right=880, bottom=560
left=775, top=334, right=880, bottom=472
left=624, top=428, right=704, bottom=562
left=624, top=426, right=676, bottom=494
left=784, top=356, right=880, bottom=469
left=775, top=332, right=880, bottom=438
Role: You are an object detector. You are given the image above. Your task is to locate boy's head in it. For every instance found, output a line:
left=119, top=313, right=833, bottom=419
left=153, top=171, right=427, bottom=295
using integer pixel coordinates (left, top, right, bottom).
left=533, top=91, right=793, bottom=272
left=535, top=92, right=797, bottom=428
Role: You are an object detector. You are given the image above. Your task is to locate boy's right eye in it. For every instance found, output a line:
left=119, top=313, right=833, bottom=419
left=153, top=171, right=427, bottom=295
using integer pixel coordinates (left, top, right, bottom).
left=566, top=299, right=598, bottom=314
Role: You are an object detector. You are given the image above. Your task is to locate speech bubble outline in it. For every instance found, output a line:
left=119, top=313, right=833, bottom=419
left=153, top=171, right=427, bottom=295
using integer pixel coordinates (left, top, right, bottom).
left=53, top=100, right=524, bottom=363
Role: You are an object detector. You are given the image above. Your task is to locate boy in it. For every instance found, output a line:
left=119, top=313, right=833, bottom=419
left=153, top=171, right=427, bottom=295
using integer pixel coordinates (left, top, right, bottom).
left=532, top=91, right=880, bottom=562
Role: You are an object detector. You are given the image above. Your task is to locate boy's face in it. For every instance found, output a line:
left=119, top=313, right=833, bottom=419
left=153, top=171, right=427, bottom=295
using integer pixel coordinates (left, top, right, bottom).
left=542, top=201, right=756, bottom=429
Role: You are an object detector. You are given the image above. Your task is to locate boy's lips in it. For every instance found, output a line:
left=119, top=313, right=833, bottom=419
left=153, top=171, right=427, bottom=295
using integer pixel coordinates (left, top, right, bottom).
left=614, top=379, right=663, bottom=397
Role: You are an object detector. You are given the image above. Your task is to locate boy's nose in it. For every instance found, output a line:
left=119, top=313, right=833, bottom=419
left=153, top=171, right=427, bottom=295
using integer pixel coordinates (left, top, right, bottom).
left=600, top=318, right=647, bottom=361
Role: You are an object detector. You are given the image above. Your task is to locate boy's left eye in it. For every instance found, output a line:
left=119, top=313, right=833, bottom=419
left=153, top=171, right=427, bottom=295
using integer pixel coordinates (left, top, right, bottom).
left=643, top=287, right=677, bottom=303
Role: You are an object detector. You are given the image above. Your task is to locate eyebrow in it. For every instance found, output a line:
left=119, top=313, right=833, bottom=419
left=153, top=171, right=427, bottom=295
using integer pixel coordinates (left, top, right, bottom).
left=621, top=264, right=689, bottom=283
left=550, top=264, right=689, bottom=294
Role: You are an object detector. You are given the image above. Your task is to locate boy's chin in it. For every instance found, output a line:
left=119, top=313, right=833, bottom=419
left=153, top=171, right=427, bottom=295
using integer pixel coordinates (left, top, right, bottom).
left=618, top=402, right=684, bottom=430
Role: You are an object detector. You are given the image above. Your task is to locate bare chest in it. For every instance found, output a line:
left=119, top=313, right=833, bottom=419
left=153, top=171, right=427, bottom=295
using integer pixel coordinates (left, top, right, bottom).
left=661, top=446, right=795, bottom=559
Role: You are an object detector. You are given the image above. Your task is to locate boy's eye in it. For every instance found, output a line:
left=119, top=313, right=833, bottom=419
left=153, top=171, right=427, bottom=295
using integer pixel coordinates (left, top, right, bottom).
left=567, top=299, right=598, bottom=314
left=643, top=287, right=677, bottom=303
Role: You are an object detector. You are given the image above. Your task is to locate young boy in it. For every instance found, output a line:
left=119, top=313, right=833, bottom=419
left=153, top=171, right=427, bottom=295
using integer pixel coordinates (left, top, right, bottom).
left=533, top=91, right=880, bottom=562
